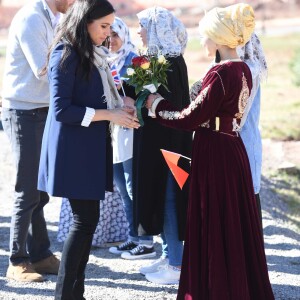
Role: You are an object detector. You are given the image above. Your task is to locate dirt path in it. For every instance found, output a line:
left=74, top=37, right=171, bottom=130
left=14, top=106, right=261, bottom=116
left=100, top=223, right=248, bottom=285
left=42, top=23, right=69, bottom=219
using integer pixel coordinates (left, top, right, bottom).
left=0, top=131, right=299, bottom=299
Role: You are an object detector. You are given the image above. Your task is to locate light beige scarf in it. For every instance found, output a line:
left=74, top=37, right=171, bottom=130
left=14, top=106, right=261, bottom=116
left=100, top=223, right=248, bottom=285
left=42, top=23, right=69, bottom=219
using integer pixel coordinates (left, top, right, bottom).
left=93, top=45, right=123, bottom=109
left=93, top=46, right=123, bottom=136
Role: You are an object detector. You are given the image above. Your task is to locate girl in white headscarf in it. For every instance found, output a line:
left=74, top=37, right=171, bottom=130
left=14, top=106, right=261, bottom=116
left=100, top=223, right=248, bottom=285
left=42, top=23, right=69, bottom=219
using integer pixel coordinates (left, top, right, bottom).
left=107, top=17, right=156, bottom=256
left=121, top=7, right=193, bottom=286
left=108, top=17, right=136, bottom=77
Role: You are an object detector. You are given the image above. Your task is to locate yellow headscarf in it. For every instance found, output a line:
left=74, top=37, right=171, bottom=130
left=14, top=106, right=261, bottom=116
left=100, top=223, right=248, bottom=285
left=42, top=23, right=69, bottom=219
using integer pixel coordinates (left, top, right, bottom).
left=199, top=3, right=255, bottom=49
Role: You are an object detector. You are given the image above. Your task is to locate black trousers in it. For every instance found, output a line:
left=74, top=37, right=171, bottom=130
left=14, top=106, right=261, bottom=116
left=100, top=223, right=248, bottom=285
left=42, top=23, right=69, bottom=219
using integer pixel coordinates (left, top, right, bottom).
left=1, top=108, right=52, bottom=264
left=55, top=199, right=100, bottom=300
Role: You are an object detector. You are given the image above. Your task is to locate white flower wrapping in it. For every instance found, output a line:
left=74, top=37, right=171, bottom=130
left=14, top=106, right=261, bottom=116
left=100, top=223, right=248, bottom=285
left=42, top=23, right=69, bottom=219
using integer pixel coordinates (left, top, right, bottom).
left=143, top=83, right=158, bottom=93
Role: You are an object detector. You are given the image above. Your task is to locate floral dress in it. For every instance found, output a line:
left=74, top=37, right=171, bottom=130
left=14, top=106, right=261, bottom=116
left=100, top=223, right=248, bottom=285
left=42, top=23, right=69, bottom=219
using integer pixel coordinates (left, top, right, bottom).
left=57, top=186, right=129, bottom=247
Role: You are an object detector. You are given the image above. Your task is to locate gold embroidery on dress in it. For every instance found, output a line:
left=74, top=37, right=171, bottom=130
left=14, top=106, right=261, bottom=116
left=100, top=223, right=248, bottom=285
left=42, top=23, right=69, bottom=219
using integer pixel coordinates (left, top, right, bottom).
left=235, top=73, right=249, bottom=119
left=159, top=85, right=210, bottom=120
left=211, top=71, right=225, bottom=95
left=200, top=120, right=210, bottom=128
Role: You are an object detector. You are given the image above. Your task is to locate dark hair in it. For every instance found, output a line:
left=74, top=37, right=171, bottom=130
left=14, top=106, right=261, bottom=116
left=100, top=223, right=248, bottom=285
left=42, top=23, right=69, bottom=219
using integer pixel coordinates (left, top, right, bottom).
left=215, top=50, right=221, bottom=63
left=102, top=36, right=110, bottom=49
left=42, top=0, right=115, bottom=78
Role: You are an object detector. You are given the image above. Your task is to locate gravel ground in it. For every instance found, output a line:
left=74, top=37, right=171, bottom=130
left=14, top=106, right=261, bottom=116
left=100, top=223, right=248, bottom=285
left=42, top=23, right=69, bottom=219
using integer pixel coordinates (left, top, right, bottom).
left=0, top=130, right=299, bottom=300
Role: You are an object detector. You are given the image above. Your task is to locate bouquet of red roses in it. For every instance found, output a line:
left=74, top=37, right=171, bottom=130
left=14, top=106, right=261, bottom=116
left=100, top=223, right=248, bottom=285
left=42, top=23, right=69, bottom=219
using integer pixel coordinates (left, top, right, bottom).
left=124, top=52, right=171, bottom=126
left=125, top=54, right=170, bottom=94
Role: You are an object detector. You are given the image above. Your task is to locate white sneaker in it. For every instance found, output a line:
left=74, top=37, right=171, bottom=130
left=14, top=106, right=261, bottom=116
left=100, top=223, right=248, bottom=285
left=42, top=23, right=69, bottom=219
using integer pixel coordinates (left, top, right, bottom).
left=145, top=264, right=180, bottom=285
left=139, top=257, right=169, bottom=275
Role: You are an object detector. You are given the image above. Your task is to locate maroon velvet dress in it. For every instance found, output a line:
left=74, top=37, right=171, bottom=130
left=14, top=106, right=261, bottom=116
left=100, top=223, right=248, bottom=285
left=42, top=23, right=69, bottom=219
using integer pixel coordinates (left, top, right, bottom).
left=155, top=61, right=274, bottom=300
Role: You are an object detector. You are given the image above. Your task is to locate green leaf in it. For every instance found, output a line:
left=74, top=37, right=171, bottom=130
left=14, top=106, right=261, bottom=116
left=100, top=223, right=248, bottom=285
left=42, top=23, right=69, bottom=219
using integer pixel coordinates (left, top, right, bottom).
left=136, top=86, right=143, bottom=94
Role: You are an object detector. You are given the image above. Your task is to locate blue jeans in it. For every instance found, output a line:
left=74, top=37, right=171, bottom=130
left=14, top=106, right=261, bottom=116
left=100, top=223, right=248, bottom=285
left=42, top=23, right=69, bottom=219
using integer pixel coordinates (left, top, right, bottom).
left=113, top=159, right=152, bottom=244
left=55, top=198, right=99, bottom=300
left=161, top=172, right=184, bottom=266
left=1, top=108, right=52, bottom=264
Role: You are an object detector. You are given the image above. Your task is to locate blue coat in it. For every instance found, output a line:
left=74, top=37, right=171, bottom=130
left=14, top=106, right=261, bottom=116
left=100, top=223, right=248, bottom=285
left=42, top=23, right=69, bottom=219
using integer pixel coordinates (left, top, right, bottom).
left=38, top=43, right=112, bottom=200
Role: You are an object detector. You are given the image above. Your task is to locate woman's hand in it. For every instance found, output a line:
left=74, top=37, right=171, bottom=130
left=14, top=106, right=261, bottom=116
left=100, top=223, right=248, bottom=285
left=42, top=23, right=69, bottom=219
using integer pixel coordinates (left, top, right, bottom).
left=109, top=108, right=140, bottom=129
left=93, top=108, right=139, bottom=128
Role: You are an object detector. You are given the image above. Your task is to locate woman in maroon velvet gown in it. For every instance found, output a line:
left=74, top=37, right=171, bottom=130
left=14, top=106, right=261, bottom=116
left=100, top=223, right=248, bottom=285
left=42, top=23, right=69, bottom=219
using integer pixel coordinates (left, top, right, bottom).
left=146, top=3, right=274, bottom=300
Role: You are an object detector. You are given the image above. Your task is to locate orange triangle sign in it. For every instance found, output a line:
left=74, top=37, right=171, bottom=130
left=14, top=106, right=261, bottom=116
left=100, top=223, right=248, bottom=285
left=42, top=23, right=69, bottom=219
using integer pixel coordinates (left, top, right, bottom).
left=161, top=149, right=191, bottom=190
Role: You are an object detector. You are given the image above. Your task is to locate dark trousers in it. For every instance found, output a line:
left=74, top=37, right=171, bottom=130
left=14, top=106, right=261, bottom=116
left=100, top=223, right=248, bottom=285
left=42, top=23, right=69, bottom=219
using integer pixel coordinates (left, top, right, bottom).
left=55, top=199, right=100, bottom=300
left=1, top=108, right=52, bottom=264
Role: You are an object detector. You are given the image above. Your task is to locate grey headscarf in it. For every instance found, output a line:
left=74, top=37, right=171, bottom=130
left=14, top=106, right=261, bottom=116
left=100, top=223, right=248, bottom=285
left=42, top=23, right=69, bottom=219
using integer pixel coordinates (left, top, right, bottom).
left=237, top=33, right=268, bottom=82
left=237, top=33, right=268, bottom=128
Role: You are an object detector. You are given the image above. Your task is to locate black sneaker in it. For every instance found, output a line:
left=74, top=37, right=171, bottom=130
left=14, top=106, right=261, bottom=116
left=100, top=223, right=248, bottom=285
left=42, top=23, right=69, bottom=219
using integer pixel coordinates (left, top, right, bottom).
left=120, top=245, right=156, bottom=260
left=109, top=240, right=138, bottom=255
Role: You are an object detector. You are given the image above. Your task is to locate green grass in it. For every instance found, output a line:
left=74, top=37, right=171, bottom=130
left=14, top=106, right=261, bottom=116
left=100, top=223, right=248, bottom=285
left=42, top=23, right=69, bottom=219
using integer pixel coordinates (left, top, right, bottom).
left=251, top=35, right=300, bottom=228
left=259, top=34, right=300, bottom=141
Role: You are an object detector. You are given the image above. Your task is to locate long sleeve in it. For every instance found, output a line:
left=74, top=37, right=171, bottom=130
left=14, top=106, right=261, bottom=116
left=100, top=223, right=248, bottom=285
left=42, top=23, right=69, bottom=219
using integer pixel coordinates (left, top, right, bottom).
left=2, top=1, right=55, bottom=108
left=18, top=13, right=52, bottom=82
left=49, top=45, right=89, bottom=125
left=155, top=68, right=228, bottom=131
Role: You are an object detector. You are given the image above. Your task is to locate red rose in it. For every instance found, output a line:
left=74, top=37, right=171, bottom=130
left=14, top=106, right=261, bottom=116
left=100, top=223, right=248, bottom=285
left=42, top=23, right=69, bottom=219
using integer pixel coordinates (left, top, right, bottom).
left=132, top=56, right=149, bottom=67
left=131, top=56, right=141, bottom=66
